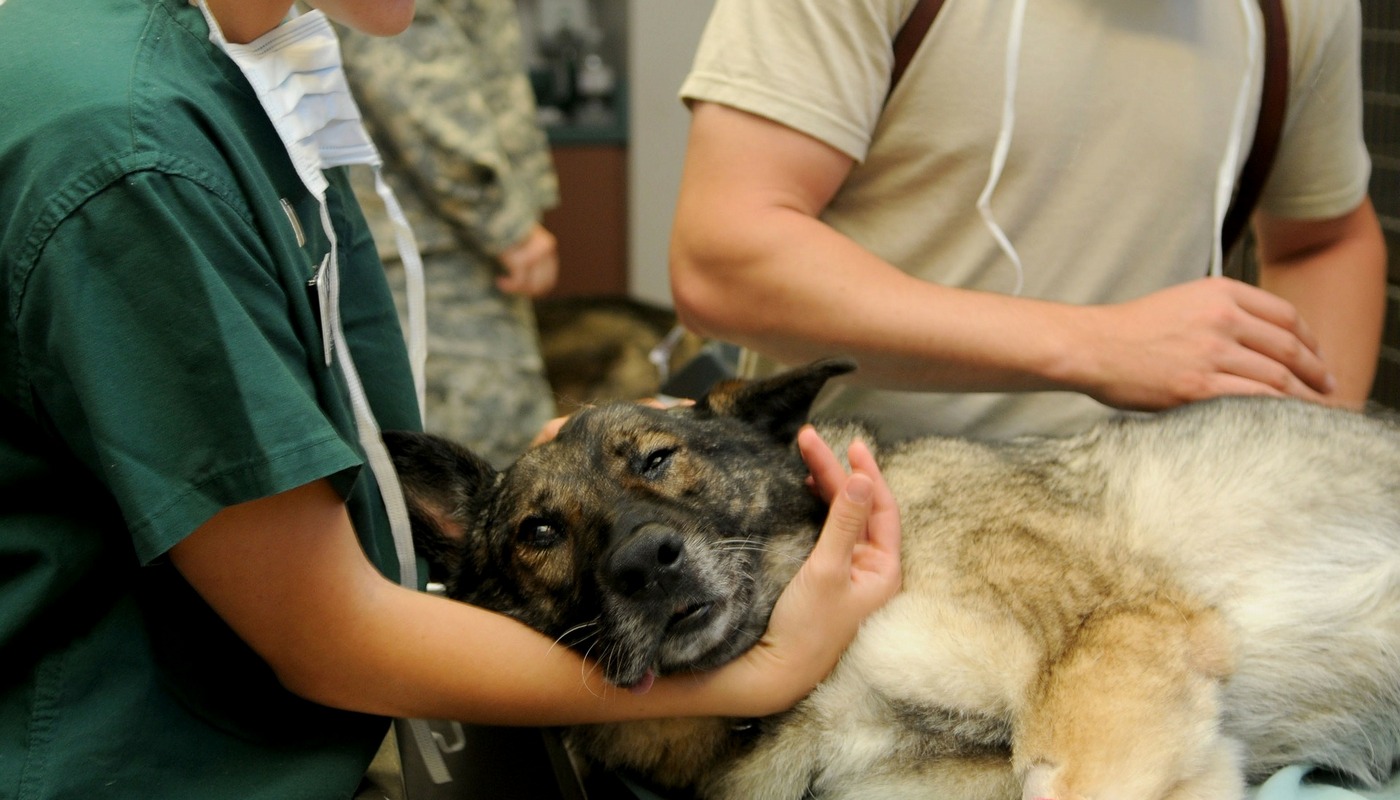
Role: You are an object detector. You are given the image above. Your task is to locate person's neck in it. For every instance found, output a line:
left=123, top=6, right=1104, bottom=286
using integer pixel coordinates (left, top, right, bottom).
left=200, top=0, right=295, bottom=43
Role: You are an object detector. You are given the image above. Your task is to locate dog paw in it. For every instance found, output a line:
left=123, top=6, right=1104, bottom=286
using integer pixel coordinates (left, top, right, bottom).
left=1021, top=763, right=1061, bottom=800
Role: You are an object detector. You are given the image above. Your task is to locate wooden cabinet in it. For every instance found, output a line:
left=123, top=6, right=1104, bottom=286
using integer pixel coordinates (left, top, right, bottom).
left=542, top=143, right=629, bottom=298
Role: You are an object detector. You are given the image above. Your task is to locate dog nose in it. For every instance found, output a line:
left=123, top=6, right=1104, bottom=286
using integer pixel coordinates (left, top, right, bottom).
left=605, top=525, right=686, bottom=598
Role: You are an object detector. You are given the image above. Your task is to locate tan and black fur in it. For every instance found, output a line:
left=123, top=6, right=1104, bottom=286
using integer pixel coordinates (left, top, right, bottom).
left=386, top=359, right=1400, bottom=800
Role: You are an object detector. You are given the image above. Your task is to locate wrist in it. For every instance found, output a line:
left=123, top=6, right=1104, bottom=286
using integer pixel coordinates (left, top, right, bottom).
left=1031, top=301, right=1104, bottom=397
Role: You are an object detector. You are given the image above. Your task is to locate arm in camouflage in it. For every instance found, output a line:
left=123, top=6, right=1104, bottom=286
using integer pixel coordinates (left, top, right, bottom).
left=340, top=0, right=560, bottom=258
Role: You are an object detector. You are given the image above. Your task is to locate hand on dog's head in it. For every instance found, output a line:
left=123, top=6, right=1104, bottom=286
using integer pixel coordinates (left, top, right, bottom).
left=382, top=358, right=858, bottom=683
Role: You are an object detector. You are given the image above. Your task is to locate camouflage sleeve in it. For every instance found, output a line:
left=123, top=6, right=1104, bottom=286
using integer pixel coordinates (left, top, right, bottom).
left=340, top=0, right=559, bottom=257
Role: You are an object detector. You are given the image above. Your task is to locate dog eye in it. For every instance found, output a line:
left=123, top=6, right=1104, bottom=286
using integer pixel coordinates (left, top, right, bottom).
left=516, top=516, right=564, bottom=549
left=636, top=447, right=675, bottom=479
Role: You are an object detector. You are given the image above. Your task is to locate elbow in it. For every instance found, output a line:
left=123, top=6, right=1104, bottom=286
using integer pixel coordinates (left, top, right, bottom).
left=670, top=240, right=749, bottom=341
left=670, top=268, right=723, bottom=339
left=265, top=651, right=358, bottom=712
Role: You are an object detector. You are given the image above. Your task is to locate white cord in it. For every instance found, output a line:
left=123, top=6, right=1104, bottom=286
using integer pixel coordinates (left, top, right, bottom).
left=372, top=168, right=427, bottom=419
left=1211, top=0, right=1262, bottom=277
left=976, top=0, right=1028, bottom=296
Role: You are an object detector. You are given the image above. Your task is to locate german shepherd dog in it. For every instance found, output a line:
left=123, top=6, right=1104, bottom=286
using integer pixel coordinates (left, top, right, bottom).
left=385, top=359, right=1400, bottom=800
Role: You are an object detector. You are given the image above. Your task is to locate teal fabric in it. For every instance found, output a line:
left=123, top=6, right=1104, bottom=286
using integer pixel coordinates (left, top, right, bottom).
left=0, top=0, right=421, bottom=797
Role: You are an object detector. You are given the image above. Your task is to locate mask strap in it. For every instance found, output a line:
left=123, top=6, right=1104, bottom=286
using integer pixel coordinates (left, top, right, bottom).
left=1210, top=0, right=1262, bottom=278
left=316, top=201, right=418, bottom=592
left=977, top=0, right=1028, bottom=296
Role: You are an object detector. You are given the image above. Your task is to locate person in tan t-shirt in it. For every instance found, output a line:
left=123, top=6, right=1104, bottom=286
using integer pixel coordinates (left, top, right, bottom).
left=673, top=0, right=1386, bottom=442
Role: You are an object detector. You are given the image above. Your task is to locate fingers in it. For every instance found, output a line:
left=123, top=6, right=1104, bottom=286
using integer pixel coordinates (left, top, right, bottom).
left=1097, top=279, right=1340, bottom=410
left=496, top=225, right=559, bottom=297
left=798, top=429, right=901, bottom=599
left=714, top=432, right=901, bottom=717
left=845, top=438, right=900, bottom=556
left=530, top=415, right=569, bottom=446
left=797, top=425, right=846, bottom=504
left=808, top=472, right=874, bottom=571
left=1226, top=280, right=1321, bottom=355
left=495, top=255, right=557, bottom=297
left=1208, top=345, right=1329, bottom=403
left=1225, top=283, right=1335, bottom=397
left=638, top=396, right=694, bottom=410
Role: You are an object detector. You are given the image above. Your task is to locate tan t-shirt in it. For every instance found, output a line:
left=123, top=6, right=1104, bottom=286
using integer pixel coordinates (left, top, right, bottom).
left=680, top=0, right=1371, bottom=441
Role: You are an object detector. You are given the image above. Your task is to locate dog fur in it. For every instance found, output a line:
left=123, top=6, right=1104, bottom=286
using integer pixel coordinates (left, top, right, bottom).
left=385, top=359, right=1400, bottom=800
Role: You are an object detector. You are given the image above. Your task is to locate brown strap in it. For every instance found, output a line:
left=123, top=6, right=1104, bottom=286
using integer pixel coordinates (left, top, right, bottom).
left=1221, top=0, right=1289, bottom=256
left=889, top=0, right=948, bottom=100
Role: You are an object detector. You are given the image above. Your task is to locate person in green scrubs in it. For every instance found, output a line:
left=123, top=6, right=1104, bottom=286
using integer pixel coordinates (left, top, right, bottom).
left=0, top=0, right=903, bottom=797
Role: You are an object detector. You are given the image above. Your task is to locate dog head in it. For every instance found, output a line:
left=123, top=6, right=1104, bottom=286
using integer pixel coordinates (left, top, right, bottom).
left=385, top=358, right=856, bottom=689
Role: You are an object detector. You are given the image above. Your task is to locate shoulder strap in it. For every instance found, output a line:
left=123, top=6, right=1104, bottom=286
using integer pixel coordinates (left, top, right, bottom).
left=889, top=0, right=1288, bottom=258
left=889, top=0, right=947, bottom=100
left=1221, top=0, right=1289, bottom=256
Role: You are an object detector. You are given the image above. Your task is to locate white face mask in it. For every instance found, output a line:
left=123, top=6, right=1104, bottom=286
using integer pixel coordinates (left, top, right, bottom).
left=196, top=5, right=377, bottom=198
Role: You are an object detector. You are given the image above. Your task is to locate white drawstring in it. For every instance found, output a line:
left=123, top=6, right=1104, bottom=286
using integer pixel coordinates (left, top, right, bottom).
left=978, top=0, right=1260, bottom=287
left=977, top=0, right=1028, bottom=296
left=1211, top=0, right=1263, bottom=277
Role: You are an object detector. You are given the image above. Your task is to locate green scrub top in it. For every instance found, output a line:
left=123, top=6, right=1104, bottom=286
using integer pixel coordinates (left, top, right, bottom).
left=0, top=0, right=423, bottom=797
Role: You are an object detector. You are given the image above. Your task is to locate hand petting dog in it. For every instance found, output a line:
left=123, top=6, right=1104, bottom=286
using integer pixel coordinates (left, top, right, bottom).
left=702, top=426, right=902, bottom=717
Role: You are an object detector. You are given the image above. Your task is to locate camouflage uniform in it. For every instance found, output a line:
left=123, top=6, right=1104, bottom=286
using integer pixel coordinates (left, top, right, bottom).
left=339, top=0, right=559, bottom=468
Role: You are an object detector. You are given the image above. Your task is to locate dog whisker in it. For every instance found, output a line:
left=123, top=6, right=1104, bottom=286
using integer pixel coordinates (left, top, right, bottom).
left=551, top=618, right=602, bottom=654
left=579, top=637, right=608, bottom=699
left=715, top=539, right=806, bottom=566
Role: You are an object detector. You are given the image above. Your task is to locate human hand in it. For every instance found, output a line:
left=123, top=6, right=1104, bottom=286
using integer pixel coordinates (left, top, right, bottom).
left=712, top=426, right=902, bottom=717
left=496, top=223, right=558, bottom=297
left=1072, top=277, right=1335, bottom=410
left=530, top=415, right=569, bottom=447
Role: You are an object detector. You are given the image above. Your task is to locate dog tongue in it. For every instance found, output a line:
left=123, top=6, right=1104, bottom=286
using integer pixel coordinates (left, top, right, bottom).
left=627, top=670, right=656, bottom=695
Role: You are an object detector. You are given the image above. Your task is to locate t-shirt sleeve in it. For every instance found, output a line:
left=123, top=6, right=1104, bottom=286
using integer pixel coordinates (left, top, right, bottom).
left=1258, top=0, right=1372, bottom=220
left=679, top=0, right=917, bottom=162
left=17, top=169, right=362, bottom=564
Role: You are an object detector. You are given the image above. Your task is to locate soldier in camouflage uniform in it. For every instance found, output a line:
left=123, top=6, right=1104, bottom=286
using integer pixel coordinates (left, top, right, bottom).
left=339, top=0, right=560, bottom=469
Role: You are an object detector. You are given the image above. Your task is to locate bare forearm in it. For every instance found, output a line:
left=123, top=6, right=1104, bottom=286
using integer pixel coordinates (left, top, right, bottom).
left=284, top=572, right=802, bottom=726
left=176, top=482, right=789, bottom=726
left=175, top=465, right=898, bottom=728
left=1260, top=232, right=1388, bottom=406
left=672, top=202, right=1351, bottom=411
left=671, top=206, right=1078, bottom=395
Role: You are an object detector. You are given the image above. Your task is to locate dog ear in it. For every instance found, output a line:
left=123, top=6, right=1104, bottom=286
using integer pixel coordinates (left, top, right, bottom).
left=382, top=430, right=498, bottom=585
left=695, top=358, right=856, bottom=442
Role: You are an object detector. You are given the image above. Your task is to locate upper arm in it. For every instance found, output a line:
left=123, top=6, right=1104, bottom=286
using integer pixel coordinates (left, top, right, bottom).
left=675, top=102, right=856, bottom=246
left=1254, top=196, right=1383, bottom=265
left=168, top=479, right=390, bottom=698
left=670, top=102, right=857, bottom=329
